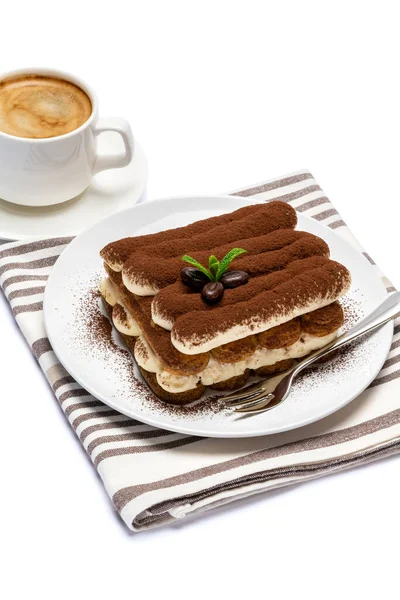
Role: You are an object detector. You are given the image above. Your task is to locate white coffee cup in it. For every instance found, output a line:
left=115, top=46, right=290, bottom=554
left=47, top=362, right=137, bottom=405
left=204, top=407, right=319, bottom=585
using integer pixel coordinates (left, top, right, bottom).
left=0, top=68, right=134, bottom=207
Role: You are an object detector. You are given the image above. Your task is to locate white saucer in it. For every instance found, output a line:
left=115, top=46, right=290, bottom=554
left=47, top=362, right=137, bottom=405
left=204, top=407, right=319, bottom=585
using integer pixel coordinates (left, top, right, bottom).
left=0, top=132, right=147, bottom=241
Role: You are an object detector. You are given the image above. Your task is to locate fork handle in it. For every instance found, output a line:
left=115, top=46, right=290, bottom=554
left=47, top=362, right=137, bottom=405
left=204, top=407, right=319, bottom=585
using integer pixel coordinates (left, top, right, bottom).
left=293, top=291, right=400, bottom=375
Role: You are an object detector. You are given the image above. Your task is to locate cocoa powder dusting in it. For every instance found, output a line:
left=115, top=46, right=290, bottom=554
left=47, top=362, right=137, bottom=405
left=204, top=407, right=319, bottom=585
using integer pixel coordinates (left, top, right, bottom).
left=75, top=286, right=122, bottom=353
left=71, top=273, right=371, bottom=424
left=171, top=261, right=351, bottom=349
left=101, top=201, right=297, bottom=268
left=123, top=228, right=328, bottom=291
left=153, top=256, right=335, bottom=325
left=113, top=303, right=129, bottom=329
left=71, top=281, right=228, bottom=419
left=87, top=292, right=113, bottom=345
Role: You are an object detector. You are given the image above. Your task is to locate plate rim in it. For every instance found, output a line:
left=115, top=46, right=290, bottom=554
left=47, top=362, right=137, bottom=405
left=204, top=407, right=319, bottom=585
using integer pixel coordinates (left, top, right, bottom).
left=43, top=195, right=394, bottom=438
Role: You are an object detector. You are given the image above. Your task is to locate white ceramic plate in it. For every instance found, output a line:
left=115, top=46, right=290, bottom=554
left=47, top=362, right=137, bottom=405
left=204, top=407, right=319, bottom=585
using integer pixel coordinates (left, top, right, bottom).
left=0, top=133, right=147, bottom=241
left=44, top=196, right=393, bottom=438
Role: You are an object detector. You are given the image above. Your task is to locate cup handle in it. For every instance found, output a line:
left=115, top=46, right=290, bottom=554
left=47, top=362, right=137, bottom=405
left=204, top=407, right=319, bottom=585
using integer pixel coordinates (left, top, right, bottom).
left=93, top=117, right=134, bottom=174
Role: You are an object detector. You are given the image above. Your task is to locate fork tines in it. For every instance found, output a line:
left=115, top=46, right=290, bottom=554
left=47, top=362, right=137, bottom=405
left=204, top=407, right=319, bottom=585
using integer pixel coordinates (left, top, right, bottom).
left=222, top=380, right=276, bottom=412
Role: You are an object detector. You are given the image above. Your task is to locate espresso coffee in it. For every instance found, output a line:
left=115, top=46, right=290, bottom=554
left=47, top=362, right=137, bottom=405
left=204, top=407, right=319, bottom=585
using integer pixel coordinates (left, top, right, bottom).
left=0, top=74, right=92, bottom=139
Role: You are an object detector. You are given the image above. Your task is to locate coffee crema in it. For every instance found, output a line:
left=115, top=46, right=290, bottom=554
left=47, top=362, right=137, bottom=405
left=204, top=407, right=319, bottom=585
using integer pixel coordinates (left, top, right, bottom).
left=0, top=75, right=92, bottom=139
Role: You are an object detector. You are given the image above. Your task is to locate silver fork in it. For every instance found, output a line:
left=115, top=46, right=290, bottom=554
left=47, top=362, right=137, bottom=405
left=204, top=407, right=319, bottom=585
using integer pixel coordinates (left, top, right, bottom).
left=223, top=291, right=400, bottom=414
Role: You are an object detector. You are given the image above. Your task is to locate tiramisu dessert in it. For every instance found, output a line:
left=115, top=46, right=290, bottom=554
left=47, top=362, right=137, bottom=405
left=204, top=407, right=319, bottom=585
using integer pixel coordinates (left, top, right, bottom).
left=99, top=201, right=351, bottom=404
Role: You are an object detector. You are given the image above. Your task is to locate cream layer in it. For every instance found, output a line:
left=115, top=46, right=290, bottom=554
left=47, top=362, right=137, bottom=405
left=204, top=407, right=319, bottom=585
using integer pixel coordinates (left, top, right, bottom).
left=170, top=293, right=348, bottom=355
left=99, top=278, right=118, bottom=307
left=100, top=277, right=339, bottom=395
left=134, top=330, right=337, bottom=393
left=99, top=279, right=141, bottom=336
left=122, top=271, right=159, bottom=296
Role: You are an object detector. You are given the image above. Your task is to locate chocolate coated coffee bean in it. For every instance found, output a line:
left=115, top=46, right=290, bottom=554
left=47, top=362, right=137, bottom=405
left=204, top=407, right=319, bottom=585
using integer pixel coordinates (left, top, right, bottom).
left=220, top=270, right=249, bottom=288
left=201, top=281, right=224, bottom=303
left=181, top=267, right=210, bottom=291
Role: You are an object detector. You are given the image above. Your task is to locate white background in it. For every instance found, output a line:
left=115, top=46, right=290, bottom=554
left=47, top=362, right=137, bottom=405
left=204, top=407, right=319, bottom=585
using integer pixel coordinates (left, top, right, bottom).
left=1, top=1, right=399, bottom=598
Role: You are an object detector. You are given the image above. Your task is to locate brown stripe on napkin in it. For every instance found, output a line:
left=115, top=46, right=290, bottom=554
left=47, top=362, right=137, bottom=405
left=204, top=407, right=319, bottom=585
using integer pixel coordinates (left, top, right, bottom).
left=87, top=429, right=172, bottom=455
left=65, top=400, right=105, bottom=417
left=53, top=376, right=76, bottom=391
left=13, top=302, right=43, bottom=316
left=370, top=369, right=400, bottom=387
left=72, top=410, right=122, bottom=430
left=0, top=255, right=59, bottom=276
left=2, top=274, right=49, bottom=290
left=46, top=364, right=74, bottom=390
left=31, top=338, right=52, bottom=359
left=0, top=237, right=72, bottom=260
left=233, top=172, right=313, bottom=197
left=382, top=354, right=400, bottom=369
left=8, top=286, right=45, bottom=301
left=363, top=252, right=376, bottom=265
left=58, top=388, right=90, bottom=405
left=79, top=419, right=144, bottom=442
left=113, top=408, right=400, bottom=511
left=94, top=436, right=202, bottom=468
left=236, top=184, right=322, bottom=203
left=329, top=220, right=346, bottom=229
left=294, top=196, right=329, bottom=212
left=312, top=208, right=339, bottom=221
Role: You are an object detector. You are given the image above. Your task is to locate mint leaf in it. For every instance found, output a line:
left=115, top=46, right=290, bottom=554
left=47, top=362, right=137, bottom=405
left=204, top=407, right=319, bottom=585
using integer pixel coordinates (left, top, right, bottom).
left=183, top=248, right=247, bottom=283
left=216, top=248, right=247, bottom=280
left=209, top=255, right=220, bottom=280
left=182, top=255, right=212, bottom=280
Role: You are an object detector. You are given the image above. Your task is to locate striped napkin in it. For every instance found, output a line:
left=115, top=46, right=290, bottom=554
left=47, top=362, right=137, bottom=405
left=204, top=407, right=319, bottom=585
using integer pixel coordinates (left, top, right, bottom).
left=1, top=170, right=399, bottom=532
